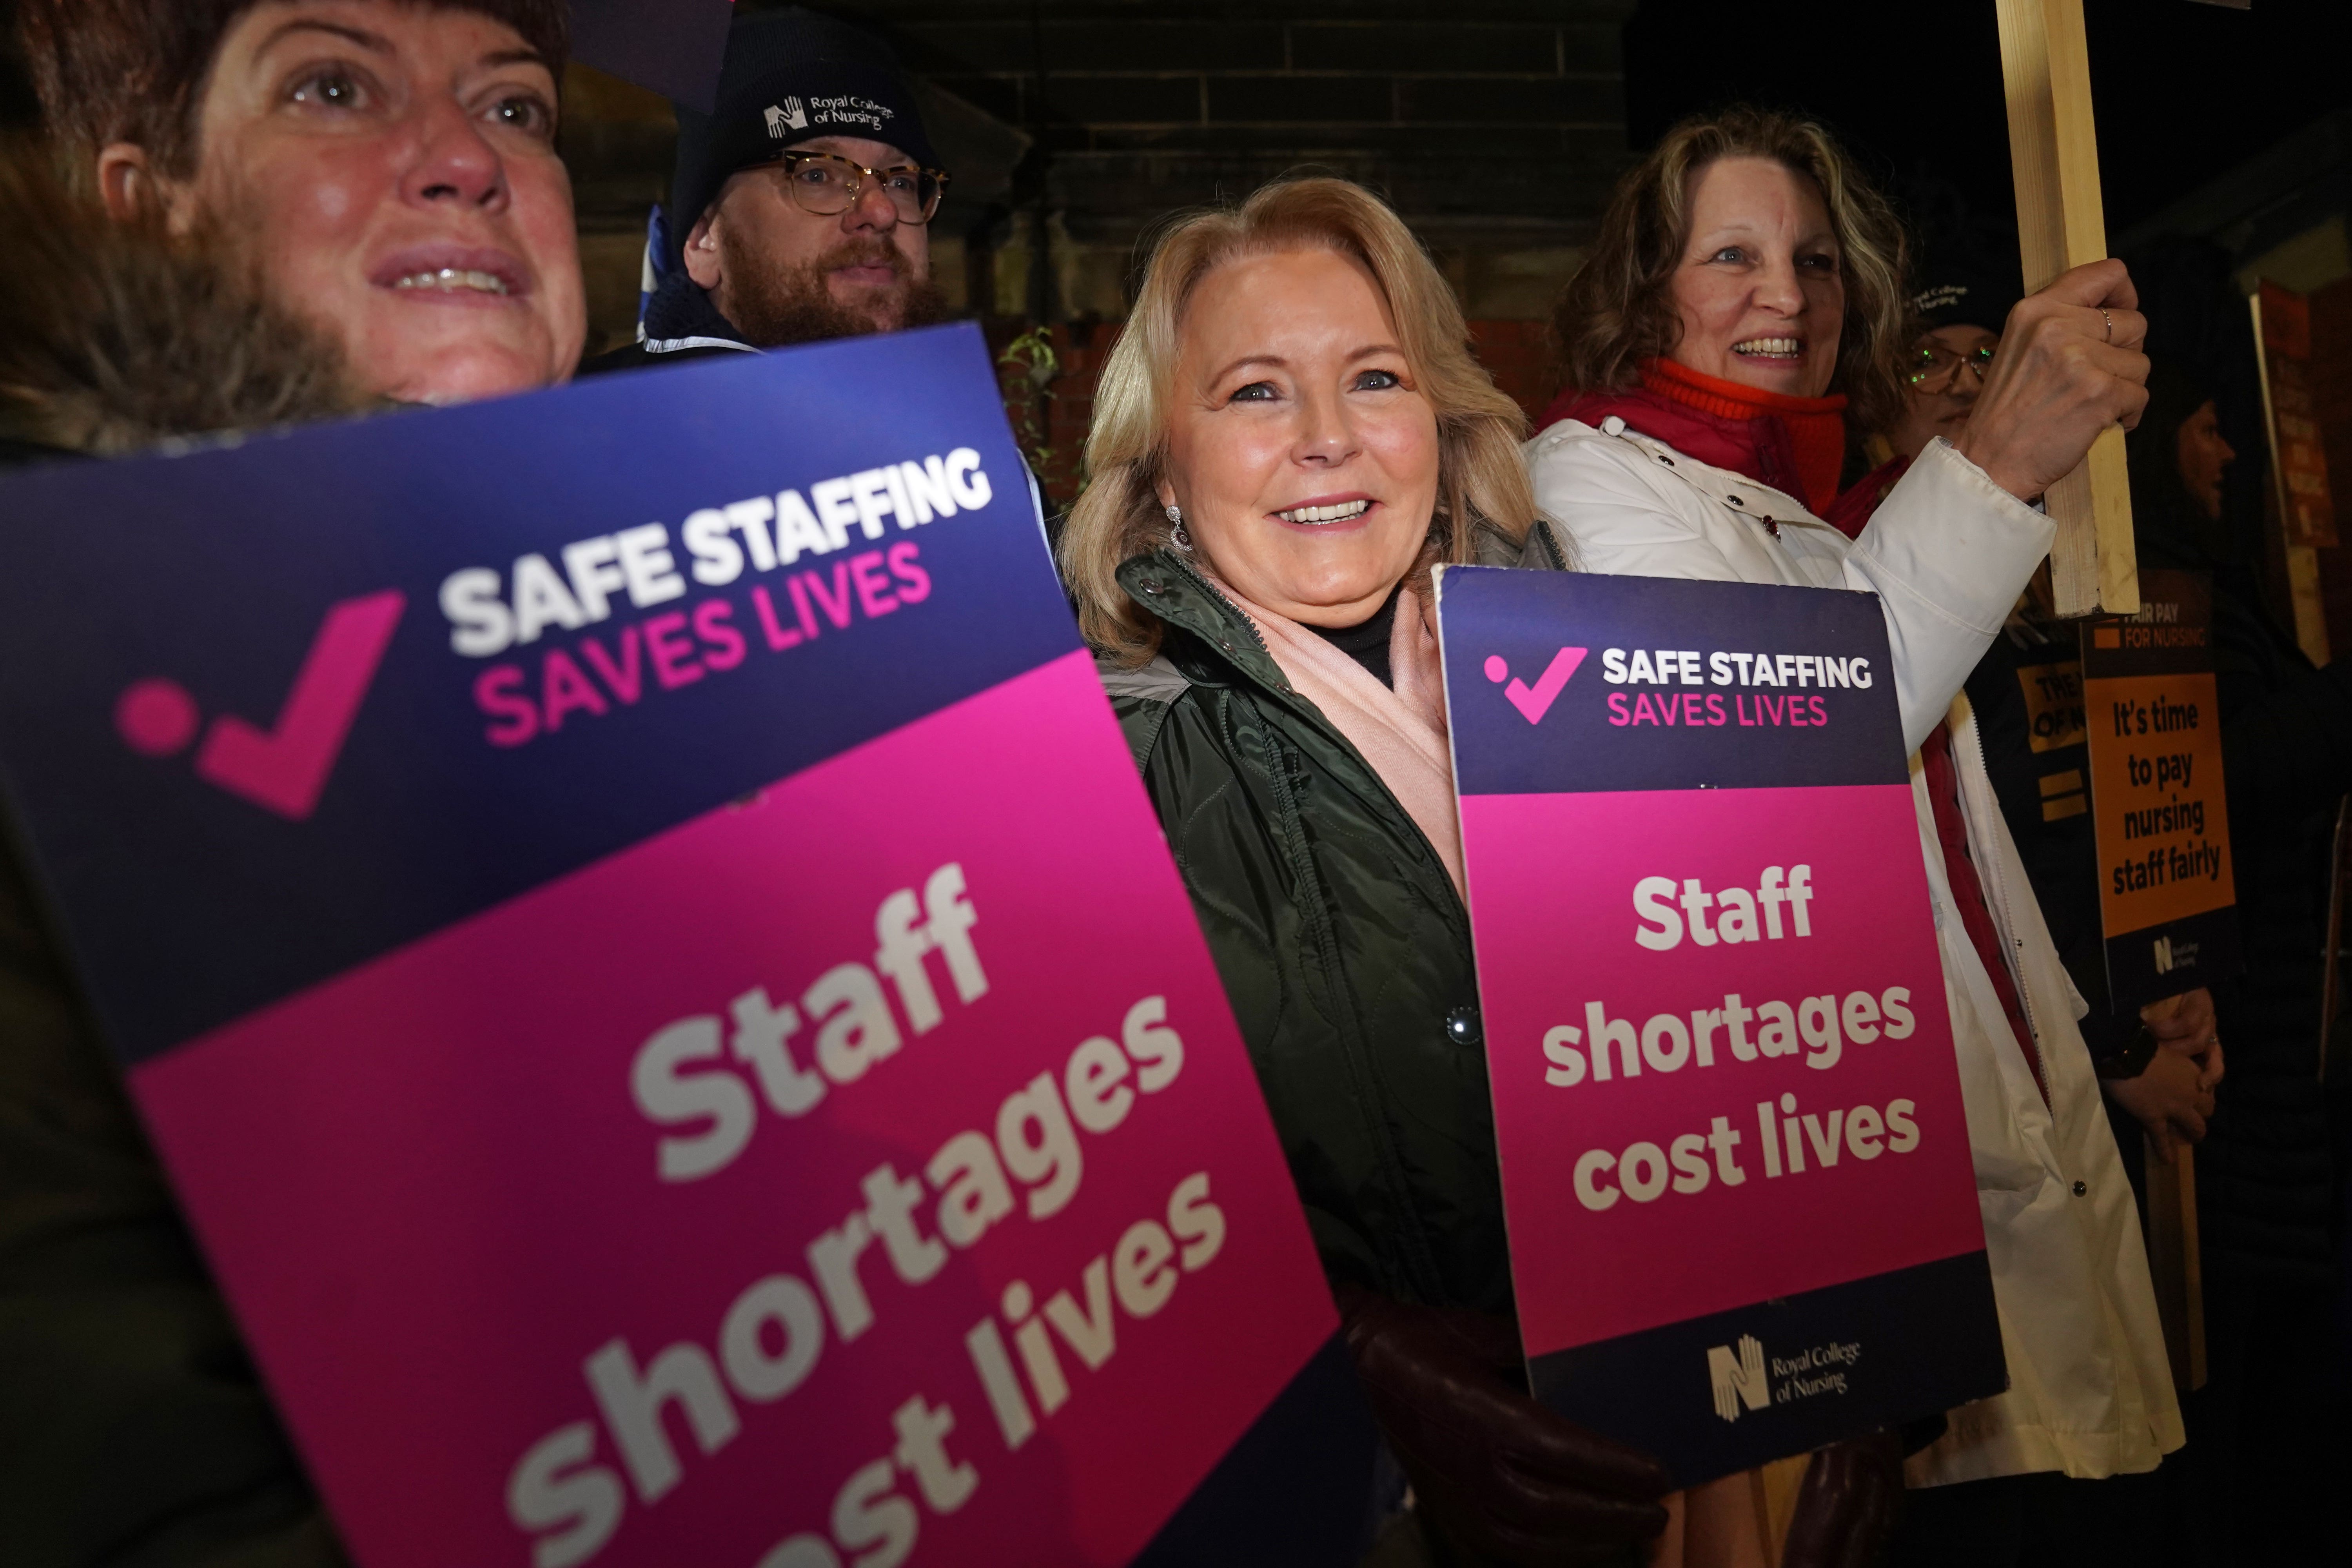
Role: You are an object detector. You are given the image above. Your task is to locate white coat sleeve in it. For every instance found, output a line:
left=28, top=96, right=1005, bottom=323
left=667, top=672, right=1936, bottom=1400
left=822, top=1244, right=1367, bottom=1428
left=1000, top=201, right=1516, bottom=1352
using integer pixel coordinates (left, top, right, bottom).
left=1529, top=431, right=2053, bottom=753
left=1847, top=440, right=2056, bottom=753
left=1524, top=427, right=1793, bottom=587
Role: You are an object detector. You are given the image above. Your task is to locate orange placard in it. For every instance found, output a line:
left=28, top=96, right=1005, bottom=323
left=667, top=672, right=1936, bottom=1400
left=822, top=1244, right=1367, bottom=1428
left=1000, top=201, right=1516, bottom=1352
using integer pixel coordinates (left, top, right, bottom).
left=2080, top=571, right=2242, bottom=1010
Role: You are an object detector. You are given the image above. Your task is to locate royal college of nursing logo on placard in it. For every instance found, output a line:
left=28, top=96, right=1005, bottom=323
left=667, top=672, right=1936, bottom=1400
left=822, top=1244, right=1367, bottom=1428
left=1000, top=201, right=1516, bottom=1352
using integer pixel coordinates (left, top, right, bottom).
left=1707, top=1334, right=1769, bottom=1423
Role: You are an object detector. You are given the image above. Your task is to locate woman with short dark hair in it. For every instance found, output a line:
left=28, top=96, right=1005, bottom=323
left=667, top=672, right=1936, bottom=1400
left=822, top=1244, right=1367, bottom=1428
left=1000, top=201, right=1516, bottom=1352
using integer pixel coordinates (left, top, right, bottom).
left=19, top=0, right=584, bottom=404
left=1527, top=104, right=2181, bottom=1545
left=3, top=5, right=583, bottom=1559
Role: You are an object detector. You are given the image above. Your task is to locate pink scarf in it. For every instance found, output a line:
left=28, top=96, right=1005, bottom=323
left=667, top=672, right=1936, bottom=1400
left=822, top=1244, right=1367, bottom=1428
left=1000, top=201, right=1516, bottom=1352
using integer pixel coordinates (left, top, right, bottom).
left=1200, top=569, right=1466, bottom=900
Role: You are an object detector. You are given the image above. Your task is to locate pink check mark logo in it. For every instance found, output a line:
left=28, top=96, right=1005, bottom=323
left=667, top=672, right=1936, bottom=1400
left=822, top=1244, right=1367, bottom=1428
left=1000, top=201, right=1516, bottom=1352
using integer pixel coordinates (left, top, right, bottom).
left=113, top=591, right=406, bottom=820
left=1483, top=646, right=1585, bottom=724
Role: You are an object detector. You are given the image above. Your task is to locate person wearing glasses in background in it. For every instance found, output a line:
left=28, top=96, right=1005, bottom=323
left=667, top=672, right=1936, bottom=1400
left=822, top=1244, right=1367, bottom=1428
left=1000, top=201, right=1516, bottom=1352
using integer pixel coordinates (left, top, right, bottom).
left=1860, top=254, right=2229, bottom=1199
left=1874, top=276, right=2007, bottom=472
left=584, top=5, right=951, bottom=372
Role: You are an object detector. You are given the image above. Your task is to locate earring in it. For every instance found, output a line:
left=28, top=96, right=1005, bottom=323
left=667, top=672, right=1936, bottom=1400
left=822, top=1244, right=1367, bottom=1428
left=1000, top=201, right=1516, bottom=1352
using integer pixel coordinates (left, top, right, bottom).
left=1165, top=503, right=1192, bottom=552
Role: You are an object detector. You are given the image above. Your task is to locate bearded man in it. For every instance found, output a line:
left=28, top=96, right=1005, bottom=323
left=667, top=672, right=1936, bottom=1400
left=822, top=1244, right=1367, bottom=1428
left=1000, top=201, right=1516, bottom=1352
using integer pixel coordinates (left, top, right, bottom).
left=586, top=5, right=951, bottom=372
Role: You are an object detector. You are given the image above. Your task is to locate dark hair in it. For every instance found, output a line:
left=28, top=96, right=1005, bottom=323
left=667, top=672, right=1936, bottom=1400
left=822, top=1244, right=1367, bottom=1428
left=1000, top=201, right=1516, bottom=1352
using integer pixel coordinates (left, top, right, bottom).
left=18, top=0, right=568, bottom=175
left=0, top=136, right=363, bottom=453
left=2127, top=359, right=2235, bottom=570
left=1549, top=105, right=1911, bottom=434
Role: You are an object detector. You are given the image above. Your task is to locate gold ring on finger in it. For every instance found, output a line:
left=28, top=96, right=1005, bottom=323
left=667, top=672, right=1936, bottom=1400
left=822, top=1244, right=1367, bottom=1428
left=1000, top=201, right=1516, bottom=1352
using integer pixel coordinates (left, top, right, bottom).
left=2101, top=309, right=2114, bottom=342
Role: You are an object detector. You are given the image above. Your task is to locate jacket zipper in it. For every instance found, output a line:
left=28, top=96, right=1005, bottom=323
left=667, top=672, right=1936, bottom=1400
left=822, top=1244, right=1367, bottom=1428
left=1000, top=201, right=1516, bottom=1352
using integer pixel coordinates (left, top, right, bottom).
left=1165, top=552, right=1285, bottom=684
left=1956, top=710, right=2053, bottom=1108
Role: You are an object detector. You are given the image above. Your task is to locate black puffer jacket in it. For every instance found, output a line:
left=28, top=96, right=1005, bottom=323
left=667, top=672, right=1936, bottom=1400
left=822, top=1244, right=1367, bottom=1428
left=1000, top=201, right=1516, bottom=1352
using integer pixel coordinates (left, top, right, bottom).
left=2194, top=584, right=2352, bottom=1281
left=2133, top=364, right=2352, bottom=1282
left=1100, top=549, right=1514, bottom=1312
left=1968, top=364, right=2352, bottom=1280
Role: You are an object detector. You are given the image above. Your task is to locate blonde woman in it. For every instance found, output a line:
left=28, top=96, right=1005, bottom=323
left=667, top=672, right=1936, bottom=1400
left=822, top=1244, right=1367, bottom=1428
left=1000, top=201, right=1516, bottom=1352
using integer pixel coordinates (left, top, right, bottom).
left=1065, top=176, right=1879, bottom=1567
left=1526, top=108, right=2181, bottom=1563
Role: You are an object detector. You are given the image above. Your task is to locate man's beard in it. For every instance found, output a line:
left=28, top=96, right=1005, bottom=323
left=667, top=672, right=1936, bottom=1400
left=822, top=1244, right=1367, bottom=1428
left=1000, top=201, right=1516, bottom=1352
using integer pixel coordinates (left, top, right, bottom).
left=718, top=233, right=952, bottom=348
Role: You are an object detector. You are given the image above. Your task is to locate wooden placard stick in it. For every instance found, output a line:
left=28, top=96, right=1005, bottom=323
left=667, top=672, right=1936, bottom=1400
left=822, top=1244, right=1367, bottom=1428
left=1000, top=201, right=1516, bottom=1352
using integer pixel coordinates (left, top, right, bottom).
left=2137, top=994, right=2209, bottom=1392
left=1995, top=0, right=2140, bottom=617
left=2141, top=1139, right=2209, bottom=1392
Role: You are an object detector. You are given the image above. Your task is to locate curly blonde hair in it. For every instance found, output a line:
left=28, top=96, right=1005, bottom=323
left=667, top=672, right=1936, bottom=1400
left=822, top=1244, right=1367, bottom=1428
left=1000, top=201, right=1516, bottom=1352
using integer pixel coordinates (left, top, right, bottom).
left=1060, top=176, right=1536, bottom=666
left=1548, top=105, right=1911, bottom=434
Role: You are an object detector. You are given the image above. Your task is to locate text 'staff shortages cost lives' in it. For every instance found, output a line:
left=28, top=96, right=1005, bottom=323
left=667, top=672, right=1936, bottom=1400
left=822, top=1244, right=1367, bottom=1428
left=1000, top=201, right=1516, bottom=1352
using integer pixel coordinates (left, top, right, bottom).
left=0, top=325, right=1370, bottom=1568
left=2080, top=569, right=2241, bottom=1013
left=1434, top=568, right=2003, bottom=1485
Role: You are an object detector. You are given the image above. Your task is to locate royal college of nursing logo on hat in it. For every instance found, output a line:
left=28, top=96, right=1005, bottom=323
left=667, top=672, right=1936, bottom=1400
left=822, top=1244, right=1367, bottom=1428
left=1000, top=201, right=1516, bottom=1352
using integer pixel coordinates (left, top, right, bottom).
left=1911, top=282, right=1971, bottom=315
left=762, top=93, right=898, bottom=140
left=808, top=93, right=895, bottom=132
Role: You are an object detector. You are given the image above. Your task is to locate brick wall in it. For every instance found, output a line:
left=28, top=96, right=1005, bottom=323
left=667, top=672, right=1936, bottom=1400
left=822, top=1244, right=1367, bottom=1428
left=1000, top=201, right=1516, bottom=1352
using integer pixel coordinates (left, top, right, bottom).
left=1468, top=320, right=1558, bottom=422
left=845, top=1, right=1628, bottom=488
left=838, top=0, right=1631, bottom=321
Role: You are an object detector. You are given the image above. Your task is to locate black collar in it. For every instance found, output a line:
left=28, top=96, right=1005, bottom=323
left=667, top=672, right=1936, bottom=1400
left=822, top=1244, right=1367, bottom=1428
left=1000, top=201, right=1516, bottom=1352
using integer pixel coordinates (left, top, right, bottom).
left=1305, top=582, right=1401, bottom=688
left=637, top=271, right=756, bottom=356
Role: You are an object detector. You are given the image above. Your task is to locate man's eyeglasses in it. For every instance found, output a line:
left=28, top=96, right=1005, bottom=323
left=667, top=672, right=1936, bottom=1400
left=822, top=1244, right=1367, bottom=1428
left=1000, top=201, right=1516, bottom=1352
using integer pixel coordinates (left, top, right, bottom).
left=761, top=151, right=949, bottom=225
left=1906, top=341, right=1998, bottom=394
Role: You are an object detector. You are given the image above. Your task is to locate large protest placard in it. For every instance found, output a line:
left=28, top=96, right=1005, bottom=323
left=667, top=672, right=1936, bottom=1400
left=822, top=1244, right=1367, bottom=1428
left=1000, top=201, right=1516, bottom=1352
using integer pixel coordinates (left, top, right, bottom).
left=2079, top=570, right=2241, bottom=1013
left=1435, top=566, right=2003, bottom=1485
left=0, top=325, right=1363, bottom=1567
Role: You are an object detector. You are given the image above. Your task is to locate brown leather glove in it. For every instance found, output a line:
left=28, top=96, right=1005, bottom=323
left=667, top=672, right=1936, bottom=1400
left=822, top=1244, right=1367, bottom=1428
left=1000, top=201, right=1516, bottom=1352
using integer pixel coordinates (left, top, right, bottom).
left=1779, top=1428, right=1906, bottom=1568
left=1338, top=1285, right=1671, bottom=1565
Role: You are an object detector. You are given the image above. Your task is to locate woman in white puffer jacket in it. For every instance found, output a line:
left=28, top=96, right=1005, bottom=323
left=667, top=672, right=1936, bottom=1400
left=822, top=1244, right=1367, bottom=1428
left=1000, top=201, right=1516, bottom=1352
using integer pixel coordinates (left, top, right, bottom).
left=1524, top=107, right=2181, bottom=1561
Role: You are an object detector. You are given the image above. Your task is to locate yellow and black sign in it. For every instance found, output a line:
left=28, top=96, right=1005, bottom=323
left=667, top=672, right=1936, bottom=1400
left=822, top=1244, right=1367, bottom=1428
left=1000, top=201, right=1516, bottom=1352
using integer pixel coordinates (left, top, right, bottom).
left=2015, top=657, right=2089, bottom=820
left=2081, top=570, right=2241, bottom=1010
left=2017, top=659, right=2087, bottom=757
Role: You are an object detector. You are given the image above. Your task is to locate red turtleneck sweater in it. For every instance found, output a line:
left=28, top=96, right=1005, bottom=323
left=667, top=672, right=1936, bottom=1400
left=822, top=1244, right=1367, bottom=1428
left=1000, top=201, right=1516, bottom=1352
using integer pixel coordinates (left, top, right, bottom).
left=1539, top=358, right=1849, bottom=516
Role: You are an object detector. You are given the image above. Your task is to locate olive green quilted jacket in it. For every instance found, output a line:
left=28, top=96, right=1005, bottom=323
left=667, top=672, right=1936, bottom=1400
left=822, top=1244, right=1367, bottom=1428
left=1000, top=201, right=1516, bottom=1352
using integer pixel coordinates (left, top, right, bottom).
left=1099, top=547, right=1533, bottom=1314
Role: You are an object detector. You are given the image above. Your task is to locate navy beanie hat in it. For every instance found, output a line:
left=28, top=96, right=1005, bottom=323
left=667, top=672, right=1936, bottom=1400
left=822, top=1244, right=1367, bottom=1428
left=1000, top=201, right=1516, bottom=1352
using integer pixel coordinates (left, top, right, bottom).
left=1910, top=252, right=2024, bottom=336
left=664, top=7, right=941, bottom=270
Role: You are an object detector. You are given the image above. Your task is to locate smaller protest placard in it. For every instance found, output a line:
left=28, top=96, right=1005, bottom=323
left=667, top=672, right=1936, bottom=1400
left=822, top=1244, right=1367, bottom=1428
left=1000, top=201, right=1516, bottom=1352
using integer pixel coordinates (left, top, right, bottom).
left=1435, top=566, right=2003, bottom=1485
left=2252, top=281, right=2337, bottom=548
left=2079, top=569, right=2242, bottom=1013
